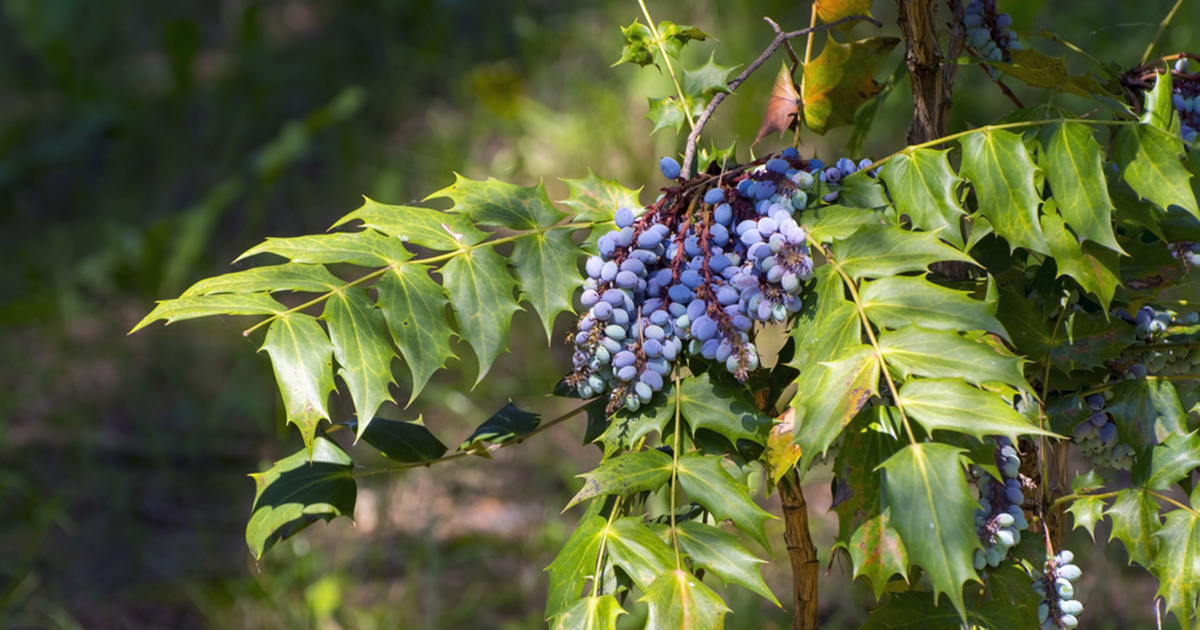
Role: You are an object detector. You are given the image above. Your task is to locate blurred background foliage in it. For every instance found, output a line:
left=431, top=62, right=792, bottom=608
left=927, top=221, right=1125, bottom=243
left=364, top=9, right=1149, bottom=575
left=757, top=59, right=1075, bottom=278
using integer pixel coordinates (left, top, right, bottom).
left=1, top=0, right=1197, bottom=628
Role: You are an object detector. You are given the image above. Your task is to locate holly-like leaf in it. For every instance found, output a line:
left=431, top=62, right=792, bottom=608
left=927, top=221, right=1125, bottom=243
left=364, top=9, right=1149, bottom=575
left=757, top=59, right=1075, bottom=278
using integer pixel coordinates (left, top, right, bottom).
left=674, top=521, right=778, bottom=605
left=1143, top=67, right=1182, bottom=145
left=566, top=449, right=673, bottom=510
left=546, top=514, right=607, bottom=619
left=559, top=171, right=642, bottom=224
left=675, top=453, right=775, bottom=552
left=816, top=0, right=873, bottom=24
left=848, top=510, right=909, bottom=601
left=260, top=314, right=336, bottom=453
left=597, top=390, right=676, bottom=455
left=1071, top=468, right=1107, bottom=493
left=351, top=416, right=447, bottom=464
left=995, top=285, right=1135, bottom=371
left=375, top=264, right=456, bottom=404
left=792, top=345, right=880, bottom=472
left=896, top=378, right=1055, bottom=441
left=511, top=229, right=584, bottom=340
left=613, top=20, right=655, bottom=67
left=550, top=595, right=626, bottom=630
left=429, top=175, right=566, bottom=230
left=1041, top=123, right=1124, bottom=253
left=1066, top=496, right=1107, bottom=541
left=1114, top=123, right=1200, bottom=220
left=656, top=21, right=709, bottom=58
left=859, top=276, right=1008, bottom=340
left=837, top=171, right=891, bottom=209
left=1132, top=431, right=1200, bottom=491
left=960, top=128, right=1049, bottom=255
left=789, top=266, right=860, bottom=370
left=439, top=246, right=521, bottom=384
left=646, top=95, right=703, bottom=136
left=830, top=226, right=975, bottom=280
left=805, top=206, right=891, bottom=242
left=323, top=288, right=397, bottom=435
left=878, top=149, right=967, bottom=248
left=857, top=588, right=1036, bottom=630
left=180, top=263, right=343, bottom=297
left=605, top=516, right=676, bottom=590
left=681, top=52, right=735, bottom=101
left=1106, top=488, right=1163, bottom=567
left=877, top=326, right=1026, bottom=388
left=246, top=436, right=355, bottom=559
left=640, top=569, right=730, bottom=630
left=754, top=61, right=800, bottom=145
left=678, top=373, right=773, bottom=445
left=879, top=443, right=980, bottom=617
left=1106, top=378, right=1187, bottom=457
left=802, top=37, right=900, bottom=135
left=459, top=402, right=540, bottom=452
left=1040, top=210, right=1120, bottom=310
left=235, top=229, right=412, bottom=267
left=130, top=292, right=285, bottom=332
left=331, top=197, right=486, bottom=250
left=1149, top=487, right=1200, bottom=627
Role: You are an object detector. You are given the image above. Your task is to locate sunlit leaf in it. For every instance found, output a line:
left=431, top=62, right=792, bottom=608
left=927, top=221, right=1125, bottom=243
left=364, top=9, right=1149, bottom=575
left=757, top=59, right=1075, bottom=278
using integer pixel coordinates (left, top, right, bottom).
left=959, top=128, right=1049, bottom=255
left=1040, top=210, right=1120, bottom=310
left=655, top=21, right=709, bottom=58
left=559, top=171, right=642, bottom=224
left=613, top=20, right=655, bottom=67
left=878, top=149, right=966, bottom=248
left=1066, top=495, right=1107, bottom=541
left=130, top=292, right=285, bottom=333
left=802, top=37, right=900, bottom=135
left=1041, top=123, right=1124, bottom=253
left=896, top=378, right=1056, bottom=441
left=679, top=373, right=774, bottom=445
left=754, top=61, right=800, bottom=145
left=674, top=521, right=779, bottom=606
left=646, top=95, right=702, bottom=136
left=323, top=288, right=397, bottom=435
left=511, top=228, right=584, bottom=340
left=605, top=516, right=676, bottom=590
left=878, top=326, right=1026, bottom=388
left=640, top=569, right=730, bottom=630
left=681, top=53, right=735, bottom=101
left=848, top=509, right=908, bottom=601
left=546, top=514, right=607, bottom=619
left=816, top=0, right=873, bottom=24
left=550, top=595, right=626, bottom=630
left=675, top=453, right=775, bottom=552
left=235, top=229, right=412, bottom=267
left=983, top=49, right=1091, bottom=98
left=830, top=226, right=975, bottom=280
left=439, top=246, right=521, bottom=384
left=1107, top=488, right=1163, bottom=567
left=331, top=197, right=486, bottom=250
left=859, top=276, right=1007, bottom=340
left=1114, top=123, right=1199, bottom=220
left=375, top=264, right=456, bottom=403
left=429, top=174, right=567, bottom=229
left=792, top=345, right=880, bottom=472
left=180, top=263, right=343, bottom=297
left=260, top=314, right=336, bottom=453
left=566, top=449, right=673, bottom=510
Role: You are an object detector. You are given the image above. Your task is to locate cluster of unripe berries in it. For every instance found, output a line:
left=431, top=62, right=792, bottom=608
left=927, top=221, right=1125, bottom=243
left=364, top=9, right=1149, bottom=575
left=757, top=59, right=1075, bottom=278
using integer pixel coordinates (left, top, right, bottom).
left=1073, top=392, right=1134, bottom=471
left=1034, top=550, right=1084, bottom=629
left=963, top=0, right=1021, bottom=79
left=971, top=437, right=1028, bottom=570
left=1173, top=58, right=1199, bottom=145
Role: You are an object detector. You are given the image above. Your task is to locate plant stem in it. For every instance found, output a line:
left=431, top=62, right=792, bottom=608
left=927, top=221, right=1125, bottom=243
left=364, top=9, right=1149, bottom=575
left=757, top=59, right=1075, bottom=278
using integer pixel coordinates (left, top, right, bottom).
left=638, top=0, right=694, bottom=131
left=1139, top=0, right=1186, bottom=66
left=780, top=468, right=818, bottom=630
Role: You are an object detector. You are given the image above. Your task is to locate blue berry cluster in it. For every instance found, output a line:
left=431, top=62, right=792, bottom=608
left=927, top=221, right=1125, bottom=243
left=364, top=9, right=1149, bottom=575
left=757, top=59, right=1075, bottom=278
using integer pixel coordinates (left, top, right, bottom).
left=1073, top=392, right=1133, bottom=470
left=568, top=149, right=843, bottom=410
left=971, top=437, right=1028, bottom=570
left=1173, top=58, right=1199, bottom=144
left=1033, top=550, right=1084, bottom=629
left=963, top=0, right=1021, bottom=79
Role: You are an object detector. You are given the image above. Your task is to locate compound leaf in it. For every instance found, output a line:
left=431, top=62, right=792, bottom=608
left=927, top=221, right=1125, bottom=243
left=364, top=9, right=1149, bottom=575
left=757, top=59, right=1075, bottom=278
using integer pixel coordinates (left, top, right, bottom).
left=459, top=402, right=540, bottom=453
left=605, top=516, right=675, bottom=590
left=131, top=293, right=285, bottom=332
left=1040, top=210, right=1120, bottom=310
left=559, top=171, right=642, bottom=224
left=1066, top=495, right=1107, bottom=541
left=1150, top=487, right=1200, bottom=627
left=352, top=416, right=447, bottom=464
left=640, top=569, right=730, bottom=630
left=429, top=174, right=566, bottom=230
left=1132, top=431, right=1200, bottom=491
left=792, top=345, right=880, bottom=472
left=260, top=314, right=336, bottom=453
left=439, top=246, right=521, bottom=385
left=323, top=287, right=397, bottom=435
left=1114, top=123, right=1199, bottom=220
left=375, top=264, right=456, bottom=403
left=960, top=128, right=1049, bottom=255
left=546, top=514, right=607, bottom=619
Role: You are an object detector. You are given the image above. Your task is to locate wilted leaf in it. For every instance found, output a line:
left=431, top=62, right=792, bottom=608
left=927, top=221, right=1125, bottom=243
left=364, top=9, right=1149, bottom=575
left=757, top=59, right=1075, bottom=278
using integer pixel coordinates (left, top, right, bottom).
left=754, top=61, right=800, bottom=145
left=816, top=0, right=873, bottom=24
left=802, top=37, right=900, bottom=135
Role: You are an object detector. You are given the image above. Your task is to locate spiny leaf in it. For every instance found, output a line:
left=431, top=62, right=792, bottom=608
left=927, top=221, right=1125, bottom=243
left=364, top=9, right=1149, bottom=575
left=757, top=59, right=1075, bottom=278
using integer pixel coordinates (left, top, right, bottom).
left=836, top=171, right=891, bottom=209
left=1143, top=67, right=1182, bottom=146
left=877, top=149, right=967, bottom=248
left=1106, top=488, right=1163, bottom=567
left=546, top=514, right=607, bottom=619
left=679, top=373, right=774, bottom=445
left=1040, top=209, right=1120, bottom=310
left=681, top=52, right=735, bottom=101
left=879, top=443, right=980, bottom=618
left=848, top=510, right=909, bottom=601
left=559, top=171, right=642, bottom=224
left=1132, top=431, right=1200, bottom=491
left=655, top=20, right=709, bottom=58
left=646, top=95, right=703, bottom=136
left=375, top=264, right=456, bottom=404
left=754, top=61, right=800, bottom=145
left=675, top=453, right=775, bottom=552
left=130, top=292, right=285, bottom=333
left=1106, top=378, right=1187, bottom=457
left=994, top=284, right=1135, bottom=370
left=640, top=569, right=730, bottom=630
left=959, top=127, right=1049, bottom=255
left=816, top=0, right=873, bottom=24
left=459, top=402, right=540, bottom=453
left=331, top=197, right=486, bottom=250
left=550, top=595, right=626, bottom=630
left=439, top=246, right=521, bottom=385
left=260, top=314, right=336, bottom=453
left=1149, top=486, right=1200, bottom=627
left=613, top=20, right=655, bottom=67
left=566, top=449, right=673, bottom=510
left=597, top=389, right=676, bottom=455
left=896, top=378, right=1057, bottom=441
left=180, top=263, right=343, bottom=297
left=788, top=265, right=860, bottom=371
left=511, top=229, right=584, bottom=341
left=830, top=226, right=976, bottom=280
left=792, top=345, right=880, bottom=472
left=859, top=276, right=1008, bottom=340
left=857, top=588, right=1037, bottom=630
left=802, top=37, right=900, bottom=135
left=674, top=521, right=778, bottom=606
left=246, top=437, right=355, bottom=559
left=878, top=326, right=1026, bottom=388
left=1071, top=468, right=1107, bottom=493
left=1041, top=122, right=1124, bottom=253
left=1114, top=123, right=1199, bottom=220
left=235, top=229, right=412, bottom=267
left=428, top=175, right=566, bottom=230
left=604, top=516, right=676, bottom=590
left=323, top=288, right=397, bottom=436
left=350, top=416, right=447, bottom=464
left=805, top=206, right=891, bottom=242
left=1066, top=496, right=1107, bottom=541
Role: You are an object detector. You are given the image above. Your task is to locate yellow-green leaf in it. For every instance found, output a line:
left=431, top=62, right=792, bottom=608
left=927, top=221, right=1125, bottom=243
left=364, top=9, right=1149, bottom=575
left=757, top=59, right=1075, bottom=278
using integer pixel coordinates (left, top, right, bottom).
left=322, top=287, right=397, bottom=436
left=260, top=314, right=336, bottom=453
left=859, top=276, right=1008, bottom=340
left=550, top=595, right=626, bottom=630
left=375, top=264, right=456, bottom=404
left=331, top=197, right=486, bottom=250
left=511, top=228, right=584, bottom=341
left=438, top=246, right=522, bottom=385
left=429, top=174, right=566, bottom=229
left=896, top=378, right=1057, bottom=441
left=640, top=569, right=730, bottom=630
left=877, top=149, right=966, bottom=248
left=235, top=229, right=412, bottom=267
left=1041, top=123, right=1124, bottom=253
left=959, top=128, right=1049, bottom=255
left=830, top=226, right=975, bottom=280
left=878, top=326, right=1026, bottom=389
left=1106, top=488, right=1163, bottom=567
left=676, top=453, right=776, bottom=552
left=130, top=292, right=284, bottom=333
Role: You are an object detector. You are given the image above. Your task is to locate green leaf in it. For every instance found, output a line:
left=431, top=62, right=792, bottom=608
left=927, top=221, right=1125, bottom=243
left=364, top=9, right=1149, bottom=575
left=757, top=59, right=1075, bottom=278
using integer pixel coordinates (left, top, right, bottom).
left=1143, top=67, right=1182, bottom=144
left=331, top=197, right=486, bottom=250
left=439, top=246, right=521, bottom=384
left=559, top=171, right=642, bottom=223
left=1106, top=378, right=1187, bottom=457
left=792, top=345, right=880, bottom=472
left=1041, top=123, right=1124, bottom=253
left=878, top=326, right=1026, bottom=388
left=180, top=263, right=343, bottom=297
left=458, top=402, right=540, bottom=452
left=597, top=390, right=676, bottom=455
left=681, top=52, right=735, bottom=101
left=802, top=37, right=900, bottom=135
left=816, top=0, right=873, bottom=23
left=1132, top=431, right=1200, bottom=491
left=511, top=229, right=584, bottom=340
left=323, top=288, right=397, bottom=435
left=546, top=514, right=607, bottom=619
left=260, top=314, right=336, bottom=453
left=605, top=516, right=676, bottom=590
left=859, top=276, right=1008, bottom=340
left=857, top=589, right=1036, bottom=630
left=130, top=293, right=285, bottom=333
left=994, top=285, right=1135, bottom=371
left=830, top=226, right=975, bottom=280
left=235, top=229, right=412, bottom=267
left=1066, top=496, right=1107, bottom=541
left=550, top=595, right=626, bottom=630
left=877, top=149, right=967, bottom=248
left=837, top=171, right=892, bottom=210
left=375, top=264, right=456, bottom=404
left=678, top=373, right=773, bottom=445
left=645, top=95, right=703, bottom=136
left=983, top=49, right=1092, bottom=98
left=352, top=416, right=447, bottom=464
left=805, top=206, right=891, bottom=243
left=1040, top=210, right=1120, bottom=309
left=896, top=378, right=1056, bottom=441
left=640, top=569, right=730, bottom=630
left=848, top=510, right=909, bottom=601
left=1114, top=123, right=1199, bottom=220
left=656, top=21, right=708, bottom=57
left=566, top=449, right=673, bottom=510
left=673, top=521, right=779, bottom=606
left=879, top=443, right=980, bottom=617
left=1106, top=488, right=1163, bottom=567
left=246, top=436, right=355, bottom=559
left=675, top=453, right=775, bottom=552
left=429, top=174, right=566, bottom=230
left=613, top=20, right=655, bottom=67
left=1071, top=468, right=1107, bottom=493
left=1149, top=491, right=1200, bottom=627
left=959, top=128, right=1049, bottom=255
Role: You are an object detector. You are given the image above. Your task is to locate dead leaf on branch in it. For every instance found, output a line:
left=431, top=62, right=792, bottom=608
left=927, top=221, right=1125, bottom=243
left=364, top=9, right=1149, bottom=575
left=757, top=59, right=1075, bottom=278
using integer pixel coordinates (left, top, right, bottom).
left=754, top=61, right=800, bottom=145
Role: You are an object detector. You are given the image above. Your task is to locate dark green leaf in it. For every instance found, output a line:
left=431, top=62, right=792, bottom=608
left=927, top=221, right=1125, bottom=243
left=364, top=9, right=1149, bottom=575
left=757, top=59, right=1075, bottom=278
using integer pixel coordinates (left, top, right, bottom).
left=675, top=453, right=775, bottom=552
left=375, top=264, right=456, bottom=404
left=1066, top=496, right=1107, bottom=541
left=793, top=345, right=880, bottom=472
left=1149, top=487, right=1200, bottom=627
left=550, top=595, right=626, bottom=630
left=546, top=514, right=607, bottom=619
left=1106, top=378, right=1187, bottom=457
left=566, top=449, right=673, bottom=510
left=246, top=437, right=355, bottom=559
left=1132, top=431, right=1200, bottom=491
left=235, top=229, right=412, bottom=267
left=180, top=263, right=343, bottom=297
left=678, top=373, right=773, bottom=445
left=459, top=402, right=540, bottom=452
left=605, top=516, right=676, bottom=590
left=960, top=128, right=1049, bottom=255
left=1042, top=123, right=1124, bottom=253
left=673, top=521, right=779, bottom=605
left=439, top=246, right=522, bottom=384
left=1041, top=209, right=1120, bottom=309
left=429, top=175, right=566, bottom=230
left=559, top=171, right=642, bottom=223
left=640, top=569, right=729, bottom=630
left=323, top=288, right=397, bottom=435
left=857, top=588, right=1036, bottom=630
left=1106, top=488, right=1163, bottom=567
left=130, top=293, right=284, bottom=333
left=831, top=226, right=975, bottom=280
left=805, top=206, right=892, bottom=243
left=897, top=378, right=1055, bottom=441
left=1114, top=123, right=1199, bottom=219
left=260, top=314, right=336, bottom=453
left=836, top=171, right=892, bottom=210
left=353, top=417, right=447, bottom=464
left=597, top=391, right=675, bottom=455
left=878, top=149, right=966, bottom=248
left=859, top=276, right=1008, bottom=340
left=983, top=49, right=1092, bottom=98
left=878, top=326, right=1026, bottom=388
left=331, top=197, right=486, bottom=250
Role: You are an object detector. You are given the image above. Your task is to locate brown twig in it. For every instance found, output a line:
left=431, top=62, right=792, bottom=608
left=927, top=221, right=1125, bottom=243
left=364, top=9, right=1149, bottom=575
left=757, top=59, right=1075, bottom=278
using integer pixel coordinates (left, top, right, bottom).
left=780, top=468, right=819, bottom=630
left=680, top=14, right=883, bottom=176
